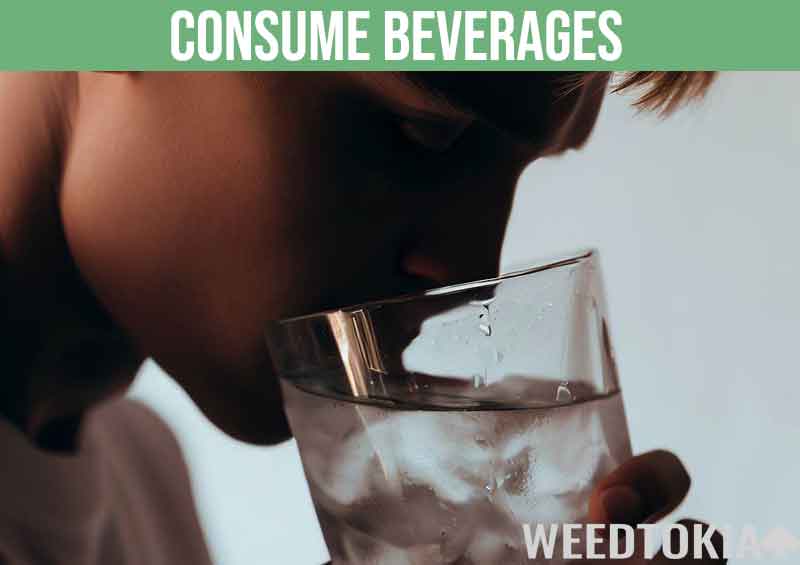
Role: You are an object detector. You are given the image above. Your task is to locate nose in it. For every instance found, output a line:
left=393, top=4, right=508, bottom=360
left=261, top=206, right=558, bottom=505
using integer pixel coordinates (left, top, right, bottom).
left=400, top=165, right=521, bottom=288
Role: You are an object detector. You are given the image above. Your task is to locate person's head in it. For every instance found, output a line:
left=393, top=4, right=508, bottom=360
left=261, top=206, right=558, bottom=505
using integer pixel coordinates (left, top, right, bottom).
left=9, top=71, right=713, bottom=445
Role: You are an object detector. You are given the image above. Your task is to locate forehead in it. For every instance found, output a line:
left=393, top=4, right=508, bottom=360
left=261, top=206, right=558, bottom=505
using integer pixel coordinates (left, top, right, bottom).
left=404, top=71, right=611, bottom=151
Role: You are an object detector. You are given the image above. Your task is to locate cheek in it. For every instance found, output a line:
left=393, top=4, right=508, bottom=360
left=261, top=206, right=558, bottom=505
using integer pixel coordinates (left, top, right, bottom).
left=60, top=73, right=329, bottom=379
left=60, top=72, right=411, bottom=392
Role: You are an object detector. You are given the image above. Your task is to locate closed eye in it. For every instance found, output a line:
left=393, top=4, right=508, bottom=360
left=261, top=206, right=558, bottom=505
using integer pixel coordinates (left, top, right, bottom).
left=397, top=114, right=472, bottom=153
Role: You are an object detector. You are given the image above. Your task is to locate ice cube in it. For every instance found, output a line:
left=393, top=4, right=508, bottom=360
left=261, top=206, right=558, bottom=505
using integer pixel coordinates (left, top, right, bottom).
left=493, top=401, right=616, bottom=526
left=461, top=529, right=527, bottom=564
left=372, top=543, right=442, bottom=565
left=323, top=410, right=496, bottom=507
left=326, top=514, right=443, bottom=564
left=520, top=406, right=605, bottom=496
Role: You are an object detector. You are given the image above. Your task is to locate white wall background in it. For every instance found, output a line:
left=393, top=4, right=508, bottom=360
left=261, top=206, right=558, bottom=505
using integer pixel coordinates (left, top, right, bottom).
left=130, top=72, right=800, bottom=565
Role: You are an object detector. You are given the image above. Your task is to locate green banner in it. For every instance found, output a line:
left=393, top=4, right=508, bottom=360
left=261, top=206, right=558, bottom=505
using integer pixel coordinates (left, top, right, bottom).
left=1, top=1, right=797, bottom=70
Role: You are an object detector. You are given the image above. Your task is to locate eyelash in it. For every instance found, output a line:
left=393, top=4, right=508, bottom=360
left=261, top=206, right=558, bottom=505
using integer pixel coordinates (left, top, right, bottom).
left=394, top=115, right=471, bottom=154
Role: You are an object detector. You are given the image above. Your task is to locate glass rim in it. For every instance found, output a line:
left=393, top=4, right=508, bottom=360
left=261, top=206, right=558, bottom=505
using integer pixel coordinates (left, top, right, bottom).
left=270, top=248, right=596, bottom=326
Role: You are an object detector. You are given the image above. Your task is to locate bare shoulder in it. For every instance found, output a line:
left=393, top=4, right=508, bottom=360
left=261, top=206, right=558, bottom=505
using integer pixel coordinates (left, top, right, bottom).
left=0, top=72, right=73, bottom=188
left=0, top=72, right=75, bottom=271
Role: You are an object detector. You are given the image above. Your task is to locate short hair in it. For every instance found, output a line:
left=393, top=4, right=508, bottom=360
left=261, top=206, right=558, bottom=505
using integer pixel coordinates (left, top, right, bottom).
left=612, top=71, right=717, bottom=115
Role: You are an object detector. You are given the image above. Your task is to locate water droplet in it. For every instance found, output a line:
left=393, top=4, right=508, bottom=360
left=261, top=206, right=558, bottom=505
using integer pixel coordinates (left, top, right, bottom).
left=470, top=297, right=496, bottom=308
left=494, top=349, right=503, bottom=363
left=556, top=381, right=573, bottom=402
left=479, top=323, right=492, bottom=336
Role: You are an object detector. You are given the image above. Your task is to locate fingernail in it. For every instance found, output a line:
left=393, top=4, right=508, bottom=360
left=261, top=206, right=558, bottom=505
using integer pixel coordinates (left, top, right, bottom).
left=601, top=485, right=644, bottom=525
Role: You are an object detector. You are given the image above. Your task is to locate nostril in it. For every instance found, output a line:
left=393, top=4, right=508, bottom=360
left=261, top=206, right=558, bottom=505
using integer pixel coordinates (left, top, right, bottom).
left=400, top=254, right=452, bottom=287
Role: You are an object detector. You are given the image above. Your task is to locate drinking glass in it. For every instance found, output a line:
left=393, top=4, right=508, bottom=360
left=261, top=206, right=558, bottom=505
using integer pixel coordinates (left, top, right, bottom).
left=266, top=250, right=632, bottom=564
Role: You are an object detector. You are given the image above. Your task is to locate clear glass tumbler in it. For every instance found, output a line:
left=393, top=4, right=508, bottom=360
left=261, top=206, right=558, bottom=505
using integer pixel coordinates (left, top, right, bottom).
left=266, top=250, right=632, bottom=564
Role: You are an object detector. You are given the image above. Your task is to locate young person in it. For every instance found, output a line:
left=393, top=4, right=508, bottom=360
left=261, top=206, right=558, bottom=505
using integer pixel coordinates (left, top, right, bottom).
left=0, top=71, right=722, bottom=564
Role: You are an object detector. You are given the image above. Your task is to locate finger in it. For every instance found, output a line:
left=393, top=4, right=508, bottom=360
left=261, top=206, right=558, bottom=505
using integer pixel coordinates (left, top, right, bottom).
left=588, top=450, right=691, bottom=525
left=651, top=519, right=726, bottom=563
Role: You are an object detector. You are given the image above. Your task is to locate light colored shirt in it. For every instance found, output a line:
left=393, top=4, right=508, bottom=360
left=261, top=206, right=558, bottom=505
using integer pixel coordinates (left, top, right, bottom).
left=0, top=398, right=213, bottom=565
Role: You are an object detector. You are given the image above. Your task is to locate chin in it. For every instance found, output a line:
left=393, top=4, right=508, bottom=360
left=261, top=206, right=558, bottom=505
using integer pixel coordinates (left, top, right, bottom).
left=203, top=393, right=293, bottom=446
left=174, top=364, right=294, bottom=446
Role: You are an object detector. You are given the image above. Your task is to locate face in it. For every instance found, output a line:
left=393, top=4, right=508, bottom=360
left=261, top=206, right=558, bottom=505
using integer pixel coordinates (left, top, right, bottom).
left=60, top=72, right=606, bottom=443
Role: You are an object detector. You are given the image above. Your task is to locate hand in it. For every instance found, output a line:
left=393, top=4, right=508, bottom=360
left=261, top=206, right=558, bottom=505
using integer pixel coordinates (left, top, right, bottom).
left=586, top=449, right=726, bottom=563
